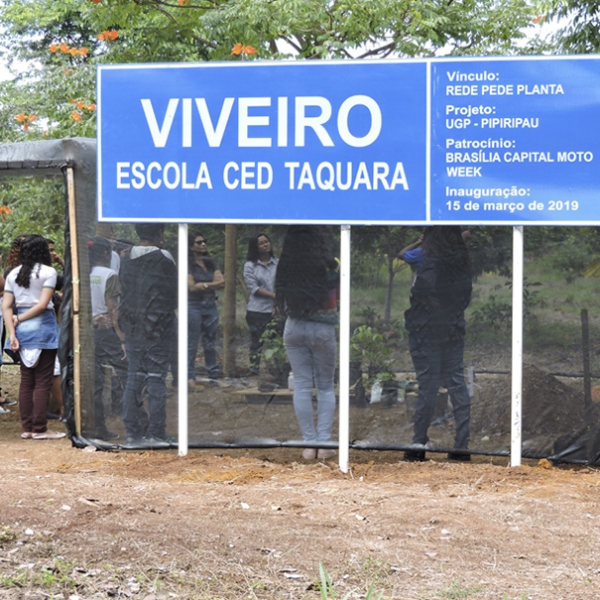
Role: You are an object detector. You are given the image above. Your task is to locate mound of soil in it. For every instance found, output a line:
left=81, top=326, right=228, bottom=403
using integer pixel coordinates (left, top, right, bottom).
left=472, top=364, right=590, bottom=436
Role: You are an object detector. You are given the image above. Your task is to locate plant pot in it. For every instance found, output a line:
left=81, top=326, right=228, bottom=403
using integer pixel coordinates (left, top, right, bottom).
left=268, top=364, right=290, bottom=388
left=381, top=382, right=398, bottom=408
left=350, top=361, right=362, bottom=387
left=351, top=379, right=368, bottom=408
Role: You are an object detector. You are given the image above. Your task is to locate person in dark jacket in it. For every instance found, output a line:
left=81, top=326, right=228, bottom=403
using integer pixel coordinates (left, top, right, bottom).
left=118, top=223, right=177, bottom=446
left=403, top=226, right=472, bottom=462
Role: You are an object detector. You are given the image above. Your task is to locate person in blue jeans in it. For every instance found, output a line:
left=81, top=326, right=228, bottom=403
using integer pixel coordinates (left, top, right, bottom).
left=276, top=226, right=339, bottom=461
left=118, top=223, right=177, bottom=446
left=187, top=232, right=224, bottom=385
left=403, top=226, right=473, bottom=462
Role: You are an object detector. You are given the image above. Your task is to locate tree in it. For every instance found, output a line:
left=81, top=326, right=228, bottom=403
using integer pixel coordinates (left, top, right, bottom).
left=544, top=1, right=600, bottom=54
left=0, top=0, right=537, bottom=141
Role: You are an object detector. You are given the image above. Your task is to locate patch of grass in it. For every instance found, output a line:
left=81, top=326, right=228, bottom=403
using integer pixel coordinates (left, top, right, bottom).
left=318, top=563, right=385, bottom=600
left=420, top=579, right=484, bottom=599
left=439, top=579, right=483, bottom=598
left=0, top=526, right=17, bottom=546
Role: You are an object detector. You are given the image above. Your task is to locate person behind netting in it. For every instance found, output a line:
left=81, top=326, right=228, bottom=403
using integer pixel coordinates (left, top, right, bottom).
left=243, top=232, right=279, bottom=375
left=275, top=226, right=339, bottom=461
left=118, top=223, right=177, bottom=445
left=2, top=234, right=65, bottom=440
left=403, top=226, right=472, bottom=462
left=89, top=236, right=128, bottom=440
left=2, top=235, right=27, bottom=366
left=114, top=239, right=134, bottom=261
left=0, top=254, right=14, bottom=414
left=399, top=229, right=472, bottom=272
left=187, top=232, right=224, bottom=386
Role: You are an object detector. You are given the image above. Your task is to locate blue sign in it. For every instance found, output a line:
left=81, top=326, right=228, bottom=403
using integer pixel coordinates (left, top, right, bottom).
left=98, top=61, right=427, bottom=223
left=431, top=57, right=600, bottom=224
left=98, top=57, right=600, bottom=224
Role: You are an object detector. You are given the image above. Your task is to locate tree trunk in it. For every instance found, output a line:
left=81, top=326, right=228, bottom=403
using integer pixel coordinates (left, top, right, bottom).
left=223, top=224, right=237, bottom=377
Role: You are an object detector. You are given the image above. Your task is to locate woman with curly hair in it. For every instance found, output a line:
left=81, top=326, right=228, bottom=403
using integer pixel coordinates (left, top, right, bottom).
left=2, top=234, right=65, bottom=440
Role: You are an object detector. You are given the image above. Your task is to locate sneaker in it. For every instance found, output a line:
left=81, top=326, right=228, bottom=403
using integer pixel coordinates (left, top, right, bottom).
left=32, top=430, right=66, bottom=440
left=94, top=429, right=119, bottom=440
left=302, top=448, right=317, bottom=460
left=124, top=436, right=146, bottom=447
left=447, top=451, right=471, bottom=462
left=0, top=407, right=10, bottom=414
left=403, top=449, right=426, bottom=462
left=0, top=398, right=16, bottom=406
left=21, top=432, right=33, bottom=439
left=149, top=435, right=177, bottom=445
left=317, top=449, right=336, bottom=460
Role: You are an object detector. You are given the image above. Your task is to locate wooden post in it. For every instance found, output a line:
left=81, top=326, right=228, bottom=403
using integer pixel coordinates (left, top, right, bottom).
left=582, top=309, right=592, bottom=408
left=223, top=224, right=237, bottom=377
left=66, top=167, right=82, bottom=434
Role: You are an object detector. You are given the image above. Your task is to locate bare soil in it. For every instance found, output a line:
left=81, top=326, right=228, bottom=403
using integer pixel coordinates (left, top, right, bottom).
left=2, top=368, right=600, bottom=600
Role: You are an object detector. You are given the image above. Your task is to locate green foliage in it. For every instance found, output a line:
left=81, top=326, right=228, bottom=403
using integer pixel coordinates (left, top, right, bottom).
left=545, top=0, right=600, bottom=54
left=0, top=176, right=66, bottom=256
left=350, top=325, right=396, bottom=386
left=470, top=277, right=546, bottom=332
left=357, top=306, right=380, bottom=328
left=0, top=0, right=536, bottom=142
left=260, top=320, right=287, bottom=372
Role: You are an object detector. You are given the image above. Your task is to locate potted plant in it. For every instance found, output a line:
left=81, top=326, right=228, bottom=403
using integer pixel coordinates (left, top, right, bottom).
left=259, top=321, right=290, bottom=390
left=350, top=325, right=397, bottom=406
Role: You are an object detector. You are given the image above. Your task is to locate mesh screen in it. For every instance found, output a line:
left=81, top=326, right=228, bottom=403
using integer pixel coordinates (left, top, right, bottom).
left=0, top=139, right=596, bottom=463
left=76, top=222, right=599, bottom=464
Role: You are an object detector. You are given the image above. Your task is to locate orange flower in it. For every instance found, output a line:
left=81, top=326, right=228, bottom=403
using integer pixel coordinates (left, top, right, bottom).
left=86, top=103, right=96, bottom=111
left=0, top=206, right=12, bottom=215
left=98, top=30, right=118, bottom=41
left=76, top=100, right=85, bottom=109
left=78, top=47, right=89, bottom=56
left=69, top=48, right=78, bottom=56
left=59, top=43, right=69, bottom=53
left=231, top=43, right=257, bottom=56
left=49, top=44, right=58, bottom=53
left=178, top=0, right=190, bottom=4
left=91, top=0, right=101, bottom=3
left=14, top=113, right=27, bottom=123
left=28, top=114, right=37, bottom=122
left=23, top=123, right=29, bottom=131
left=71, top=111, right=82, bottom=122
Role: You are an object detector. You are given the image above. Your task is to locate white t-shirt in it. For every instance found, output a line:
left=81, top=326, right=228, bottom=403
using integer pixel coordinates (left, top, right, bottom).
left=4, top=264, right=57, bottom=309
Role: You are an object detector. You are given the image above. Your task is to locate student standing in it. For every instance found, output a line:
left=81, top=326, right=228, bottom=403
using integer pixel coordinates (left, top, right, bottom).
left=2, top=235, right=65, bottom=440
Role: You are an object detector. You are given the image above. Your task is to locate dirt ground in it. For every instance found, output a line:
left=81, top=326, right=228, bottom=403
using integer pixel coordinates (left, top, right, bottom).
left=2, top=367, right=600, bottom=600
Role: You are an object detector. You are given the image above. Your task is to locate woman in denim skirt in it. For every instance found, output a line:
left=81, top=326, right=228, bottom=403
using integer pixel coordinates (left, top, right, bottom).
left=2, top=235, right=65, bottom=440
